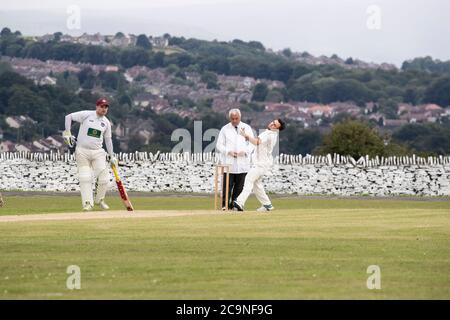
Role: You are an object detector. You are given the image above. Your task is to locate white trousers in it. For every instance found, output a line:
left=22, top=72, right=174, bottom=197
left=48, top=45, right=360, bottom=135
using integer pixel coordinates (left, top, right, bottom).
left=75, top=147, right=109, bottom=206
left=236, top=166, right=271, bottom=208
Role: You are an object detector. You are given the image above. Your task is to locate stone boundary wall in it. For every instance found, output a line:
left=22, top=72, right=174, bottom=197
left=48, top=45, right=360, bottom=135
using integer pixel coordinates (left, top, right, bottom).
left=1, top=152, right=450, bottom=196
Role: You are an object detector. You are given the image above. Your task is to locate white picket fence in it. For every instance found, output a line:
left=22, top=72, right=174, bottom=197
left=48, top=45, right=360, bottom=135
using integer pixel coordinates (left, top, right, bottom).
left=0, top=151, right=450, bottom=167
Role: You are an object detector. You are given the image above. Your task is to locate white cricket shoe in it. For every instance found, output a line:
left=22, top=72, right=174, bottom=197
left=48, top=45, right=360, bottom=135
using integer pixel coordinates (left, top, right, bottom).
left=82, top=202, right=94, bottom=212
left=256, top=204, right=274, bottom=212
left=96, top=199, right=110, bottom=210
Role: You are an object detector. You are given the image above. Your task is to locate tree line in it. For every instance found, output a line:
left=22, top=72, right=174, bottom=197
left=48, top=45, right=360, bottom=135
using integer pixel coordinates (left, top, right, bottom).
left=2, top=28, right=450, bottom=116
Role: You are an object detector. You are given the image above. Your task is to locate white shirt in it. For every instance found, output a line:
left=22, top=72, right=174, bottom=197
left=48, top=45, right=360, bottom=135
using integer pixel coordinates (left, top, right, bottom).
left=216, top=122, right=255, bottom=174
left=68, top=111, right=112, bottom=151
left=252, top=129, right=279, bottom=168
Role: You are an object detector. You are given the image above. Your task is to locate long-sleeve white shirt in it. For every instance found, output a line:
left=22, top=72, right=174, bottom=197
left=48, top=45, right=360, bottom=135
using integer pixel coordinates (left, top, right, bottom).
left=252, top=129, right=279, bottom=169
left=65, top=110, right=114, bottom=155
left=216, top=122, right=254, bottom=174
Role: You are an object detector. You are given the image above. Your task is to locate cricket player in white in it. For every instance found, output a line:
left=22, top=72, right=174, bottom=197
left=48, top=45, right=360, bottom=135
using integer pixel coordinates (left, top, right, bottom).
left=233, top=118, right=286, bottom=212
left=63, top=98, right=118, bottom=211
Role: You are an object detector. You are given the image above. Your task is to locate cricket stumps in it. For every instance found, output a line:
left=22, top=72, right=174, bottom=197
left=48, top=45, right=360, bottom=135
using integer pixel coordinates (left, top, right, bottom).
left=214, top=164, right=230, bottom=211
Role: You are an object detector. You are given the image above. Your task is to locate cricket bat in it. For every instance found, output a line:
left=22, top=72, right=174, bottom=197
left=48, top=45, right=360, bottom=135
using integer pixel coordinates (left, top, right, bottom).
left=111, top=163, right=134, bottom=211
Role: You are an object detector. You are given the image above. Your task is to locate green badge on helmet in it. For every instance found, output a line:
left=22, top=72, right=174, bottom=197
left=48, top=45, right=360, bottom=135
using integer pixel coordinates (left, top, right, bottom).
left=87, top=128, right=101, bottom=138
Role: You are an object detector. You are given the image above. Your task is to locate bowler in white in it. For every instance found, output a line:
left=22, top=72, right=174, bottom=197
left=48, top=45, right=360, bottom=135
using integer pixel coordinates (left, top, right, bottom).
left=233, top=118, right=286, bottom=212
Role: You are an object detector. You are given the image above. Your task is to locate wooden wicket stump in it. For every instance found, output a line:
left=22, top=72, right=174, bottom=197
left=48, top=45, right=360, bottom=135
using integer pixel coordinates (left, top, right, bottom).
left=214, top=165, right=230, bottom=211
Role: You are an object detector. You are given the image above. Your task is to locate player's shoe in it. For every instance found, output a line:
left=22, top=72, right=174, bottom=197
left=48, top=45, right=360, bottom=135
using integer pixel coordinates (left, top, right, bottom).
left=256, top=204, right=274, bottom=212
left=96, top=199, right=110, bottom=210
left=82, top=202, right=94, bottom=212
left=232, top=201, right=244, bottom=212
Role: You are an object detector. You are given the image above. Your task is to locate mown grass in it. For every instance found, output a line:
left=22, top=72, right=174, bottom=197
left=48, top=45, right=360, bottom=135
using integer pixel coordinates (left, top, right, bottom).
left=0, top=195, right=449, bottom=299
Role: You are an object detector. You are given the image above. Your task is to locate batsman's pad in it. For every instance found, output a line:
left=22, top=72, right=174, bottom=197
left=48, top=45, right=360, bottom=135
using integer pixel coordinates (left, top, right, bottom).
left=95, top=167, right=110, bottom=203
left=78, top=166, right=93, bottom=206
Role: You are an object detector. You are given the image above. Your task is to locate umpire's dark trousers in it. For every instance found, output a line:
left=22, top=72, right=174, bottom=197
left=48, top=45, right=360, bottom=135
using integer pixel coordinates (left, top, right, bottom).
left=222, top=172, right=247, bottom=209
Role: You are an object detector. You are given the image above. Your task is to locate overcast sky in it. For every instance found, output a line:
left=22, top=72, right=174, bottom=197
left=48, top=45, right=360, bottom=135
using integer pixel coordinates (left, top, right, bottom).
left=1, top=0, right=449, bottom=66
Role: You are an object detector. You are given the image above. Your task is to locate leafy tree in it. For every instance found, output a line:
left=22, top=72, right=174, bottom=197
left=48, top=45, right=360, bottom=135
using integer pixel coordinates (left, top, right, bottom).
left=317, top=78, right=372, bottom=104
left=317, top=120, right=386, bottom=158
left=53, top=32, right=63, bottom=42
left=378, top=98, right=400, bottom=119
left=77, top=68, right=96, bottom=89
left=49, top=42, right=83, bottom=62
left=0, top=61, right=13, bottom=75
left=200, top=71, right=219, bottom=89
left=168, top=36, right=185, bottom=46
left=56, top=72, right=80, bottom=92
left=0, top=71, right=33, bottom=87
left=98, top=71, right=126, bottom=91
left=271, top=62, right=293, bottom=82
left=6, top=86, right=50, bottom=122
left=165, top=64, right=180, bottom=75
left=102, top=48, right=119, bottom=64
left=292, top=64, right=312, bottom=79
left=402, top=56, right=450, bottom=76
left=173, top=53, right=193, bottom=68
left=265, top=89, right=284, bottom=102
left=392, top=123, right=450, bottom=155
left=424, top=77, right=450, bottom=107
left=281, top=126, right=323, bottom=155
left=120, top=48, right=149, bottom=68
left=247, top=41, right=265, bottom=51
left=282, top=48, right=292, bottom=58
left=22, top=42, right=45, bottom=59
left=82, top=45, right=108, bottom=64
left=136, top=34, right=152, bottom=50
left=403, top=87, right=420, bottom=105
left=5, top=44, right=22, bottom=56
left=152, top=51, right=165, bottom=67
left=252, top=83, right=268, bottom=101
left=199, top=56, right=230, bottom=75
left=1, top=28, right=12, bottom=37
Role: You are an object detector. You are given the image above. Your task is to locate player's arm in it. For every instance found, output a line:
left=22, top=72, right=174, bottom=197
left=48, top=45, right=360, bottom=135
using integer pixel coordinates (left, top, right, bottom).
left=104, top=122, right=118, bottom=166
left=240, top=128, right=260, bottom=146
left=63, top=112, right=86, bottom=147
left=65, top=111, right=89, bottom=128
left=237, top=125, right=255, bottom=157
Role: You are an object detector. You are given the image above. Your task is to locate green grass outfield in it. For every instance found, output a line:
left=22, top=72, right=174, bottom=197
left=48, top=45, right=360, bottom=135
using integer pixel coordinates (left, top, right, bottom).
left=0, top=194, right=449, bottom=299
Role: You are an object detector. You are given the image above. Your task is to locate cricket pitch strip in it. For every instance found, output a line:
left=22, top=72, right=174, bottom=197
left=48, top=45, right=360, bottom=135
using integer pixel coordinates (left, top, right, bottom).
left=0, top=210, right=224, bottom=223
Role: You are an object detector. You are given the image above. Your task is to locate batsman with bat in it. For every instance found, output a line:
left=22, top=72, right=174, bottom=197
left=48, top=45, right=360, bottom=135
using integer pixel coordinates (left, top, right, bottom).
left=63, top=98, right=118, bottom=211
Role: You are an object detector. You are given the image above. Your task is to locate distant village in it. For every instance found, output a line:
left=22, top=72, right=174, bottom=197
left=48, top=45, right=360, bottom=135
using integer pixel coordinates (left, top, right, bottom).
left=0, top=33, right=449, bottom=153
left=34, top=32, right=170, bottom=49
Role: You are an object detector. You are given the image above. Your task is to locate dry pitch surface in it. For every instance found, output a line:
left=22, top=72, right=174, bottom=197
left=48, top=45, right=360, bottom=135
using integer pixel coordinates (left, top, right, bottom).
left=0, top=210, right=219, bottom=223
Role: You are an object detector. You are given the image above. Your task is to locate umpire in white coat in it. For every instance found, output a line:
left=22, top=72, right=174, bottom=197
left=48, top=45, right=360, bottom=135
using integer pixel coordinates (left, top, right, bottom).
left=216, top=109, right=255, bottom=210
